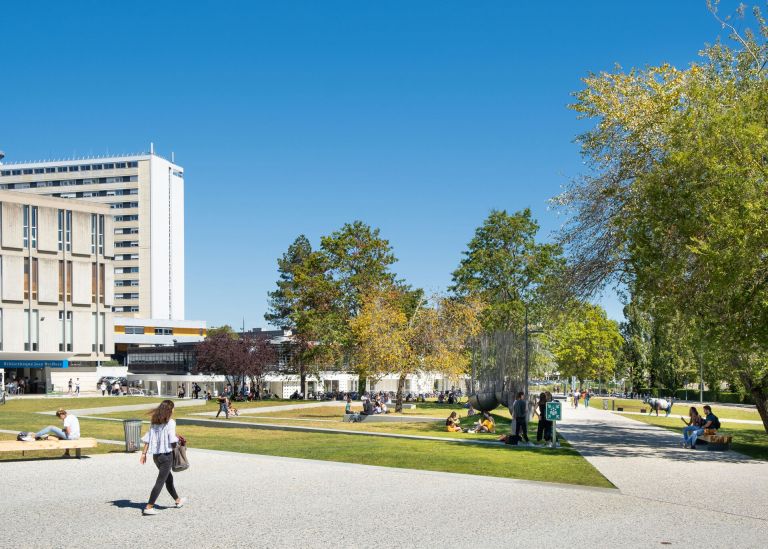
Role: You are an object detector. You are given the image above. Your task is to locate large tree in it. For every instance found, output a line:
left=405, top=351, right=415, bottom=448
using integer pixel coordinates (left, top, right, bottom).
left=551, top=303, right=623, bottom=387
left=557, top=3, right=768, bottom=430
left=451, top=209, right=563, bottom=332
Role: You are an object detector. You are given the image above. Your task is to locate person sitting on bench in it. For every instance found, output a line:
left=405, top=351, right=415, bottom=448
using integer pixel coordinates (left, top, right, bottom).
left=681, top=406, right=704, bottom=448
left=36, top=409, right=80, bottom=441
left=688, top=405, right=720, bottom=449
left=35, top=409, right=80, bottom=456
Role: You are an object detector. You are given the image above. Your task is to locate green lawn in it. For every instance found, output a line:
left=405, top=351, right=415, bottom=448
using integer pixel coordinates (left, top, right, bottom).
left=588, top=397, right=761, bottom=422
left=0, top=397, right=610, bottom=488
left=624, top=414, right=768, bottom=460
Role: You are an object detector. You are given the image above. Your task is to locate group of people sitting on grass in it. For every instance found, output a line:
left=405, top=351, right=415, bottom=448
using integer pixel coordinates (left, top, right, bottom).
left=680, top=405, right=721, bottom=449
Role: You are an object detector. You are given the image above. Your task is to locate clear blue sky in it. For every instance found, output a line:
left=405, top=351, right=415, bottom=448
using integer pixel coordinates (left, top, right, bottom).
left=0, top=1, right=740, bottom=328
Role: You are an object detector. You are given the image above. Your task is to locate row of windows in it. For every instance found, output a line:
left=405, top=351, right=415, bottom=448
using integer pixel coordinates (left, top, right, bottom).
left=0, top=175, right=138, bottom=190
left=115, top=280, right=139, bottom=287
left=54, top=189, right=137, bottom=199
left=1, top=161, right=139, bottom=176
left=123, top=327, right=177, bottom=336
left=113, top=306, right=139, bottom=313
left=115, top=267, right=139, bottom=274
left=21, top=207, right=107, bottom=256
left=115, top=241, right=138, bottom=248
left=116, top=293, right=139, bottom=300
left=19, top=259, right=109, bottom=305
left=115, top=227, right=139, bottom=235
left=110, top=202, right=138, bottom=210
left=115, top=254, right=139, bottom=261
left=128, top=351, right=194, bottom=365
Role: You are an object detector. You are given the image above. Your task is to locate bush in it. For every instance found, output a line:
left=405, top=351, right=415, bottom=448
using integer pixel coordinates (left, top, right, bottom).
left=673, top=389, right=753, bottom=404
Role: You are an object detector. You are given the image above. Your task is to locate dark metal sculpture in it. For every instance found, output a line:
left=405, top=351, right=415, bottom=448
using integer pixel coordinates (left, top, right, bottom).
left=468, top=331, right=526, bottom=413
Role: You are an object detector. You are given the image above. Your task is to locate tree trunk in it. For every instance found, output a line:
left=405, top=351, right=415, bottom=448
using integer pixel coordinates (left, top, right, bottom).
left=358, top=373, right=367, bottom=396
left=300, top=366, right=307, bottom=400
left=396, top=373, right=406, bottom=413
left=743, top=377, right=768, bottom=434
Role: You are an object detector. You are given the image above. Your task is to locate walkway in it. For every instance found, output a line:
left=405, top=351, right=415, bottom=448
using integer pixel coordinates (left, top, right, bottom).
left=557, top=405, right=768, bottom=522
left=189, top=400, right=345, bottom=416
left=2, top=447, right=766, bottom=547
left=39, top=399, right=205, bottom=417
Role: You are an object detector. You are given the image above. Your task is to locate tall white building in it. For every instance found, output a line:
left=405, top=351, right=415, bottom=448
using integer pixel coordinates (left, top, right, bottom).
left=0, top=149, right=184, bottom=320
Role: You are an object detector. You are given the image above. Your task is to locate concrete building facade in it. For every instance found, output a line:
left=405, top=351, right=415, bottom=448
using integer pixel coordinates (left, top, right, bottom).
left=0, top=190, right=114, bottom=392
left=0, top=150, right=184, bottom=320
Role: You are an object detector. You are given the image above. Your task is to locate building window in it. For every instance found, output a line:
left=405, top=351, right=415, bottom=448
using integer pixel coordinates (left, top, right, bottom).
left=66, top=311, right=73, bottom=352
left=0, top=309, right=3, bottom=350
left=125, top=326, right=145, bottom=335
left=59, top=261, right=64, bottom=302
left=65, top=211, right=72, bottom=252
left=92, top=263, right=97, bottom=304
left=99, top=264, right=105, bottom=305
left=31, top=206, right=38, bottom=249
left=100, top=312, right=105, bottom=353
left=23, top=206, right=29, bottom=248
left=23, top=258, right=29, bottom=299
left=24, top=309, right=29, bottom=350
left=31, top=258, right=38, bottom=301
left=93, top=312, right=98, bottom=352
left=66, top=261, right=72, bottom=302
left=91, top=214, right=97, bottom=254
left=155, top=328, right=173, bottom=336
left=98, top=215, right=104, bottom=255
left=58, top=209, right=64, bottom=251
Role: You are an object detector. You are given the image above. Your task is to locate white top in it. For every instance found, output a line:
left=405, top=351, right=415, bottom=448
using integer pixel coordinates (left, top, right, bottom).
left=63, top=414, right=80, bottom=440
left=141, top=419, right=178, bottom=454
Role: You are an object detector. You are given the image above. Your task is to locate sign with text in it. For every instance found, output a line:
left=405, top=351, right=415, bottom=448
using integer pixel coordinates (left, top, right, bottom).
left=0, top=360, right=69, bottom=369
left=545, top=400, right=562, bottom=422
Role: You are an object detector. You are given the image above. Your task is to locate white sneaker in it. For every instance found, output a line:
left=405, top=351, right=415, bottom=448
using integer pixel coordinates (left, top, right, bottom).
left=142, top=507, right=158, bottom=516
left=175, top=497, right=187, bottom=508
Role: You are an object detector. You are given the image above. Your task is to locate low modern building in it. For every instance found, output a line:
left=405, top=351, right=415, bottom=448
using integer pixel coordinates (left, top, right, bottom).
left=112, top=316, right=207, bottom=365
left=124, top=328, right=461, bottom=398
left=0, top=190, right=116, bottom=393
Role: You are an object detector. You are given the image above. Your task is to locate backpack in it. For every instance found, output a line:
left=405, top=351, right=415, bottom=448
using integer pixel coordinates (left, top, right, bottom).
left=17, top=432, right=34, bottom=441
left=505, top=434, right=521, bottom=446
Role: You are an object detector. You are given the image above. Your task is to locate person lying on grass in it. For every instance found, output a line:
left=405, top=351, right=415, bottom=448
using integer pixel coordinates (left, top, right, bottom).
left=446, top=411, right=463, bottom=432
left=467, top=412, right=495, bottom=433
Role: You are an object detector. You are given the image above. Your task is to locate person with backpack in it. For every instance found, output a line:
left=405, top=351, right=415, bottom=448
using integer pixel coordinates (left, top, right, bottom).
left=139, top=400, right=187, bottom=515
left=687, top=405, right=721, bottom=450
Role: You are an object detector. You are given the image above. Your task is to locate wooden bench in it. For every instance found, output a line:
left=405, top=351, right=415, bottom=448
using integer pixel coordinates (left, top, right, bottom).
left=0, top=437, right=98, bottom=459
left=698, top=433, right=732, bottom=451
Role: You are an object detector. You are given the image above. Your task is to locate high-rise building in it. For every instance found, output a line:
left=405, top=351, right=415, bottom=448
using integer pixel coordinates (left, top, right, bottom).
left=0, top=149, right=184, bottom=320
left=0, top=190, right=115, bottom=393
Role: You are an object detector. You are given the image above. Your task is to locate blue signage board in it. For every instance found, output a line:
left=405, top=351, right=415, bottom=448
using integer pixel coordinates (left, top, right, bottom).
left=0, top=360, right=69, bottom=369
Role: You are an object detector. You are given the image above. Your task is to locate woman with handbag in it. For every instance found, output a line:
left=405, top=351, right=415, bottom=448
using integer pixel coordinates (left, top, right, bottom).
left=139, top=400, right=187, bottom=515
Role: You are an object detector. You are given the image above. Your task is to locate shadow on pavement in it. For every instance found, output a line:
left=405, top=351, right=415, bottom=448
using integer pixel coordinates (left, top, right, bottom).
left=108, top=499, right=163, bottom=510
left=560, top=420, right=751, bottom=464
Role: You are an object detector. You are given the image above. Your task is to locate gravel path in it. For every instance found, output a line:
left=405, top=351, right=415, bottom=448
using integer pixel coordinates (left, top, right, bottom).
left=557, top=405, right=768, bottom=522
left=2, top=448, right=766, bottom=548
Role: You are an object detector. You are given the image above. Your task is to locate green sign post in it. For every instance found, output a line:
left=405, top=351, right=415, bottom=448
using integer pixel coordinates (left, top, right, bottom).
left=545, top=401, right=562, bottom=448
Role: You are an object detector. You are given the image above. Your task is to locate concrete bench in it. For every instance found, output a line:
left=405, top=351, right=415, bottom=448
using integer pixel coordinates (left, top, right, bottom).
left=343, top=414, right=441, bottom=424
left=0, top=437, right=98, bottom=459
left=698, top=433, right=732, bottom=451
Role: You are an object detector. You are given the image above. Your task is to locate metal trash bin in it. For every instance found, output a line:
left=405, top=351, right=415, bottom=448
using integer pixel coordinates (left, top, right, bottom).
left=602, top=399, right=609, bottom=410
left=123, top=419, right=143, bottom=453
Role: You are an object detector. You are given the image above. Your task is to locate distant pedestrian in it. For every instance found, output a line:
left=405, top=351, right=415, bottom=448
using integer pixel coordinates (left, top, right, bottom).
left=573, top=390, right=580, bottom=408
left=68, top=378, right=73, bottom=395
left=584, top=391, right=590, bottom=408
left=139, top=400, right=187, bottom=515
left=216, top=394, right=229, bottom=419
left=100, top=381, right=107, bottom=396
left=512, top=392, right=531, bottom=446
left=75, top=378, right=80, bottom=396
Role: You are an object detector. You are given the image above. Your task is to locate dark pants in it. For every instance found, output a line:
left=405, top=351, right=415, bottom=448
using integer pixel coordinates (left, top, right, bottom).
left=515, top=419, right=529, bottom=442
left=216, top=406, right=228, bottom=418
left=537, top=419, right=552, bottom=442
left=148, top=452, right=178, bottom=505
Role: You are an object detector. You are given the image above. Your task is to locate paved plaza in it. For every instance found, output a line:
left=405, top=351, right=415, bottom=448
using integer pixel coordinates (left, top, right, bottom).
left=2, top=403, right=767, bottom=548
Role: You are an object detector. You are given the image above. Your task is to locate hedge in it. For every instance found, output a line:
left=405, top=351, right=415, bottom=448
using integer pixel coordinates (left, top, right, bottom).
left=636, top=388, right=754, bottom=404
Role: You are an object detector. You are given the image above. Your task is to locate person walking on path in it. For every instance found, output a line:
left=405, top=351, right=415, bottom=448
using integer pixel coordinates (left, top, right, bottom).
left=512, top=392, right=532, bottom=446
left=100, top=381, right=107, bottom=396
left=216, top=394, right=229, bottom=419
left=75, top=378, right=80, bottom=396
left=584, top=391, right=591, bottom=408
left=139, top=400, right=187, bottom=515
left=67, top=378, right=73, bottom=396
left=573, top=390, right=580, bottom=408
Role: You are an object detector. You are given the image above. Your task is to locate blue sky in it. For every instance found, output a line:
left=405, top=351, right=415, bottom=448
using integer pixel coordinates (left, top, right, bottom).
left=0, top=1, right=740, bottom=328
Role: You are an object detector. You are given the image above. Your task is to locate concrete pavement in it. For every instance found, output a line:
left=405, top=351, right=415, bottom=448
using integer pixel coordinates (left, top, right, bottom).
left=557, top=405, right=768, bottom=522
left=2, top=447, right=766, bottom=548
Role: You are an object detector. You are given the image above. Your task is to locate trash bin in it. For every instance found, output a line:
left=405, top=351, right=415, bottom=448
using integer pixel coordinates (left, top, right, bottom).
left=602, top=399, right=609, bottom=410
left=123, top=419, right=143, bottom=453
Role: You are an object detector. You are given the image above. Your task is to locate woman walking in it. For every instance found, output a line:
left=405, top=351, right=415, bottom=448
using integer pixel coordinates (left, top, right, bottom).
left=139, top=400, right=187, bottom=515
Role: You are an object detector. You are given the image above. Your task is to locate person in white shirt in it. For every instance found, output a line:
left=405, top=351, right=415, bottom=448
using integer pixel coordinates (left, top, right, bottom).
left=100, top=381, right=107, bottom=396
left=139, top=400, right=187, bottom=516
left=35, top=409, right=80, bottom=456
